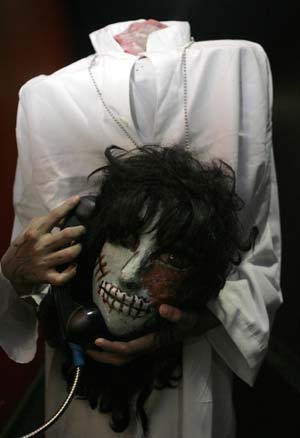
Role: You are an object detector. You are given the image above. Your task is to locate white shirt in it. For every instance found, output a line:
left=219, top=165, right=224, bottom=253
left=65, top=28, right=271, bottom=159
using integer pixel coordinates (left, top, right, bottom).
left=130, top=57, right=156, bottom=144
left=0, top=20, right=282, bottom=438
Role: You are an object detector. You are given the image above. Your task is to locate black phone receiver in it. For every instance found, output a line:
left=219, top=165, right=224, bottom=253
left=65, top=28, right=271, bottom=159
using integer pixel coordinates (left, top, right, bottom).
left=62, top=195, right=97, bottom=229
left=38, top=195, right=112, bottom=351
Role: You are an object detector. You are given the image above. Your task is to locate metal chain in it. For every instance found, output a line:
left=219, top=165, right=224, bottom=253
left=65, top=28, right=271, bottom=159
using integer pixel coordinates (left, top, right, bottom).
left=182, top=37, right=194, bottom=150
left=88, top=38, right=194, bottom=149
left=88, top=55, right=141, bottom=148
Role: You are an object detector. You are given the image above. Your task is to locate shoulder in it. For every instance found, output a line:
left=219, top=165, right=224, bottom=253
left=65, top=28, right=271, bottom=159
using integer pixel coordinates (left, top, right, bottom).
left=19, top=55, right=94, bottom=105
left=189, top=39, right=271, bottom=85
left=192, top=39, right=265, bottom=51
left=191, top=39, right=269, bottom=61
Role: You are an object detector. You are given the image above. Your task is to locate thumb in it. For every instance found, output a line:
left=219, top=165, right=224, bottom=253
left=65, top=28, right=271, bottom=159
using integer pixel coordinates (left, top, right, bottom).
left=159, top=304, right=182, bottom=323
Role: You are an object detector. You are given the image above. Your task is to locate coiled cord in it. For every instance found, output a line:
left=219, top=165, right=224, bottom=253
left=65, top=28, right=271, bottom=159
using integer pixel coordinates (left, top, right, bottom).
left=19, top=343, right=84, bottom=438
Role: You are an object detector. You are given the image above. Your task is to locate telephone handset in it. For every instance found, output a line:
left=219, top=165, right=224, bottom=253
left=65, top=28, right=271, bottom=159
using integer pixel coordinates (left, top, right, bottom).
left=38, top=195, right=111, bottom=352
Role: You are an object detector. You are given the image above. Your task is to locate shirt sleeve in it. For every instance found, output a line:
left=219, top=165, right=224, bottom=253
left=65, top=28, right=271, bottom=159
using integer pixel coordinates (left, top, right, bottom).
left=206, top=50, right=282, bottom=386
left=0, top=265, right=38, bottom=363
left=0, top=83, right=47, bottom=363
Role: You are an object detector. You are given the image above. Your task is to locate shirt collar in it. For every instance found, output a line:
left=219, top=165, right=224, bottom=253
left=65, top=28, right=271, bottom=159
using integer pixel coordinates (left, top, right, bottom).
left=89, top=20, right=191, bottom=57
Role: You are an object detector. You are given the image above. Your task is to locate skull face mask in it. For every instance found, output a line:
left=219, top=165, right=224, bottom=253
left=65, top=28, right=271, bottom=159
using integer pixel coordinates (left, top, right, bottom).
left=92, top=225, right=191, bottom=337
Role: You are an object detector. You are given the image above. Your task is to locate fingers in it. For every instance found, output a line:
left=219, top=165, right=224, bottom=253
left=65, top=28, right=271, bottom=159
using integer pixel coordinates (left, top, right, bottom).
left=156, top=304, right=201, bottom=348
left=46, top=264, right=78, bottom=286
left=45, top=243, right=82, bottom=267
left=36, top=196, right=81, bottom=234
left=94, top=333, right=155, bottom=356
left=86, top=350, right=133, bottom=367
left=40, top=225, right=86, bottom=251
left=87, top=307, right=205, bottom=368
left=1, top=196, right=83, bottom=293
left=159, top=304, right=182, bottom=323
left=86, top=333, right=156, bottom=366
left=159, top=304, right=198, bottom=330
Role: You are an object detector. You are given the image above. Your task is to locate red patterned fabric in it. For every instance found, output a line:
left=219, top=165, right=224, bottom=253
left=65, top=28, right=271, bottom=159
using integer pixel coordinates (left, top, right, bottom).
left=114, top=19, right=167, bottom=55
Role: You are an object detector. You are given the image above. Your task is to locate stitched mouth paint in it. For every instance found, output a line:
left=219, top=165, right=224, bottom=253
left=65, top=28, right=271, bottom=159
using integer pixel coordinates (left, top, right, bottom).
left=97, top=280, right=152, bottom=319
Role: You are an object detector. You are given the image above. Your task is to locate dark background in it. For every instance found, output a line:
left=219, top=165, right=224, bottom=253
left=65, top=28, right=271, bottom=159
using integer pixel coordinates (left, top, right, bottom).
left=0, top=1, right=299, bottom=436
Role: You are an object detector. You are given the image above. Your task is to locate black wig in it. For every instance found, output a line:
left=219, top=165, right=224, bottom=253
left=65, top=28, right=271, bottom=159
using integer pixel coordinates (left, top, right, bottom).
left=48, top=145, right=256, bottom=434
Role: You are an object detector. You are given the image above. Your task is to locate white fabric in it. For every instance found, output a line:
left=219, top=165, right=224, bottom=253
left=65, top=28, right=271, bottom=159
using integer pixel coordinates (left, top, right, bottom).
left=0, top=265, right=38, bottom=363
left=0, top=19, right=282, bottom=437
left=130, top=57, right=156, bottom=144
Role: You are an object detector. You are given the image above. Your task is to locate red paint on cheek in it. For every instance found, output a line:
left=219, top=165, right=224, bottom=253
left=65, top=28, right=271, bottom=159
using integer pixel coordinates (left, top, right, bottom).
left=141, top=261, right=188, bottom=307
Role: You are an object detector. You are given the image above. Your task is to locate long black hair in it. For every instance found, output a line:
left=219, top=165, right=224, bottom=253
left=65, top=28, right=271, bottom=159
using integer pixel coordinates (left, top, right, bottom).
left=58, top=145, right=256, bottom=434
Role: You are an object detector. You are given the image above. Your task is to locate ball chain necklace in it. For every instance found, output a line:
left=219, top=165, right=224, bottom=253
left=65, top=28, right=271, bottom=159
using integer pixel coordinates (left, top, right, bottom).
left=88, top=37, right=194, bottom=150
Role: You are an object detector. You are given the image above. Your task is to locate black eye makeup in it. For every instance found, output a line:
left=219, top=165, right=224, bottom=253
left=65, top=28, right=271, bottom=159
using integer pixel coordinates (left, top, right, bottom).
left=157, top=252, right=192, bottom=271
left=115, top=235, right=139, bottom=251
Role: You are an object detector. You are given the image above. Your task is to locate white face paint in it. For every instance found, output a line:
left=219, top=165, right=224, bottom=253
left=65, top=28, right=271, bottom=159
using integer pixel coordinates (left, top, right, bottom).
left=92, top=224, right=192, bottom=337
left=92, top=231, right=157, bottom=337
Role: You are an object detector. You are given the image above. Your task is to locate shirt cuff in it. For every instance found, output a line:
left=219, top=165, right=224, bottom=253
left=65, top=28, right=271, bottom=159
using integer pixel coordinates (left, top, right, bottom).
left=0, top=264, right=38, bottom=363
left=206, top=280, right=269, bottom=385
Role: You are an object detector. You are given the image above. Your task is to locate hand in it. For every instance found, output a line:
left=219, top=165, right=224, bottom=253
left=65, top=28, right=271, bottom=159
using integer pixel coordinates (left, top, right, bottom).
left=86, top=304, right=220, bottom=366
left=1, top=196, right=86, bottom=295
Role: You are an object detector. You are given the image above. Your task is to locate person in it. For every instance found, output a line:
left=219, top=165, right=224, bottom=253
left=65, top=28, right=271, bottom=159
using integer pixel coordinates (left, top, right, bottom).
left=0, top=19, right=282, bottom=438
